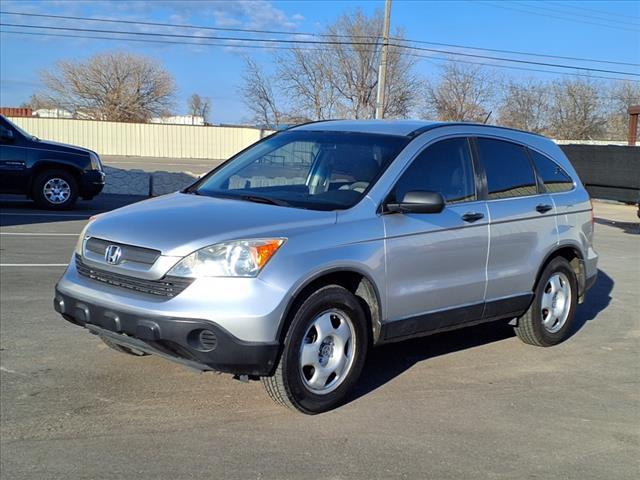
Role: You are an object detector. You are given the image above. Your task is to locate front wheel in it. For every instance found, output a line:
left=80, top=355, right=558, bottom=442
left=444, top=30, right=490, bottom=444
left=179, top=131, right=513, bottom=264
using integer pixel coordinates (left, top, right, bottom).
left=515, top=257, right=578, bottom=347
left=262, top=285, right=369, bottom=414
left=32, top=169, right=79, bottom=210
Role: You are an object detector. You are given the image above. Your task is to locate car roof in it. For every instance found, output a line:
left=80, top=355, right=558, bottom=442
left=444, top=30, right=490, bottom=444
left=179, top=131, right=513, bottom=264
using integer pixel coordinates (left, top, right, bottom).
left=291, top=119, right=440, bottom=136
left=290, top=119, right=546, bottom=139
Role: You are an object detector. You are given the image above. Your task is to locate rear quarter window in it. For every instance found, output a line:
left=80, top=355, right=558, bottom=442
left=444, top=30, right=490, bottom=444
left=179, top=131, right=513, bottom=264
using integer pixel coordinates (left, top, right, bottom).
left=529, top=150, right=574, bottom=193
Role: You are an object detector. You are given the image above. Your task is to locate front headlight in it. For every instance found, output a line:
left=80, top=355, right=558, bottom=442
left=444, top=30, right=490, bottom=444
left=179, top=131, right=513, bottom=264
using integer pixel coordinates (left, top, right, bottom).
left=75, top=215, right=99, bottom=255
left=168, top=238, right=285, bottom=278
left=89, top=152, right=103, bottom=171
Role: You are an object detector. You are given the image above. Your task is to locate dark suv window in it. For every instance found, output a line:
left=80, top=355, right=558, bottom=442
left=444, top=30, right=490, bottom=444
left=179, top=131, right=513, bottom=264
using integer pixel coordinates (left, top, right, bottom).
left=529, top=150, right=574, bottom=193
left=393, top=137, right=476, bottom=204
left=0, top=124, right=12, bottom=143
left=476, top=138, right=538, bottom=200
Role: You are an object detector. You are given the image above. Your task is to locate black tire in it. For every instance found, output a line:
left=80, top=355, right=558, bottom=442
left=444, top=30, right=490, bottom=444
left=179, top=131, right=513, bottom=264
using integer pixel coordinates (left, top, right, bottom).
left=514, top=257, right=578, bottom=347
left=100, top=337, right=149, bottom=357
left=262, top=285, right=369, bottom=414
left=32, top=169, right=79, bottom=210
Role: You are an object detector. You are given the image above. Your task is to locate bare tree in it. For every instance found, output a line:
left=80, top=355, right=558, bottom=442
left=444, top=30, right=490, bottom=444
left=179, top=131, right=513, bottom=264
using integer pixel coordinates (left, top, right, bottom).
left=382, top=40, right=420, bottom=118
left=241, top=9, right=418, bottom=122
left=324, top=10, right=418, bottom=119
left=20, top=93, right=54, bottom=111
left=605, top=81, right=640, bottom=140
left=187, top=94, right=211, bottom=123
left=497, top=80, right=550, bottom=133
left=39, top=51, right=176, bottom=122
left=423, top=62, right=496, bottom=122
left=547, top=77, right=607, bottom=140
left=239, top=57, right=281, bottom=128
left=276, top=47, right=337, bottom=120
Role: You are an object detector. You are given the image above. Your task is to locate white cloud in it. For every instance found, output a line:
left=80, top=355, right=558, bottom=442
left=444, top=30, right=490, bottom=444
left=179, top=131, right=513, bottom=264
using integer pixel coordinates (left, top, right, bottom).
left=2, top=0, right=304, bottom=31
left=0, top=0, right=307, bottom=56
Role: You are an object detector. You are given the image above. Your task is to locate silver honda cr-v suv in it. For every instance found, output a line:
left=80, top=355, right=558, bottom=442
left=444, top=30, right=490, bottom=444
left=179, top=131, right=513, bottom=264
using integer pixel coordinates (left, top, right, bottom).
left=54, top=120, right=598, bottom=414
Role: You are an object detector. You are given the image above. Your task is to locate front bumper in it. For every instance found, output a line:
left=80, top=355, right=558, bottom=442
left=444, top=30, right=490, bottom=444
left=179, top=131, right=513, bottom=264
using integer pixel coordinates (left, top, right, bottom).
left=54, top=287, right=280, bottom=376
left=80, top=170, right=106, bottom=198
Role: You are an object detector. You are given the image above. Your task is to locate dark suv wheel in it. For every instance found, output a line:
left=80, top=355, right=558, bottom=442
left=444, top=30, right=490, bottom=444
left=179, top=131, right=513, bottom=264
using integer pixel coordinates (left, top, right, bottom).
left=32, top=169, right=79, bottom=210
left=515, top=257, right=578, bottom=347
left=262, top=285, right=369, bottom=414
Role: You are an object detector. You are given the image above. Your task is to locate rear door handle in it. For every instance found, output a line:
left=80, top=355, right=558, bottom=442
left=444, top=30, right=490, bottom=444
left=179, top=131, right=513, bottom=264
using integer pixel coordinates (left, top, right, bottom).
left=462, top=212, right=484, bottom=223
left=536, top=204, right=553, bottom=214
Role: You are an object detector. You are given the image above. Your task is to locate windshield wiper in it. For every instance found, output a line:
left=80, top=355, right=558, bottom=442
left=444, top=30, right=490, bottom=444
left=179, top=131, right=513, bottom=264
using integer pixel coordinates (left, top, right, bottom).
left=187, top=190, right=291, bottom=207
left=239, top=194, right=291, bottom=207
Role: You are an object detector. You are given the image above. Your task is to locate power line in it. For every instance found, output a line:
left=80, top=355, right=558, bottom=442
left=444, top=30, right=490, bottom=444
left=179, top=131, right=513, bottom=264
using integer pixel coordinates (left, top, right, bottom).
left=397, top=38, right=640, bottom=67
left=546, top=1, right=640, bottom=22
left=0, top=21, right=377, bottom=45
left=2, top=29, right=638, bottom=84
left=0, top=29, right=332, bottom=52
left=477, top=0, right=640, bottom=32
left=1, top=22, right=638, bottom=77
left=0, top=10, right=372, bottom=39
left=2, top=10, right=638, bottom=67
left=512, top=0, right=640, bottom=27
left=417, top=54, right=640, bottom=84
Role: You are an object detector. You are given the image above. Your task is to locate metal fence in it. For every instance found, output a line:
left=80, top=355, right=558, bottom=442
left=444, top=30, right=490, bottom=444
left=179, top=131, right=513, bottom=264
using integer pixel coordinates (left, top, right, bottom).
left=7, top=117, right=271, bottom=160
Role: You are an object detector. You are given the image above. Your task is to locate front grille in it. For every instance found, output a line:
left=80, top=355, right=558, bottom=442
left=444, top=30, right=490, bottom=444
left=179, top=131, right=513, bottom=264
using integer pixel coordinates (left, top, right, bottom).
left=75, top=254, right=193, bottom=298
left=85, top=238, right=160, bottom=265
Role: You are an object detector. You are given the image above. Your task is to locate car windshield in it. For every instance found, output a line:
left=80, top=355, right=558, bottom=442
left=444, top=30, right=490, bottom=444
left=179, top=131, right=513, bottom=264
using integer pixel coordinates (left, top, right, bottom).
left=3, top=116, right=34, bottom=139
left=192, top=130, right=410, bottom=211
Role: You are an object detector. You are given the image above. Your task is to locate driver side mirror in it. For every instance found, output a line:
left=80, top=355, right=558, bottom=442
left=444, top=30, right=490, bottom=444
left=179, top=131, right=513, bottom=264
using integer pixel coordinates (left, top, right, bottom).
left=385, top=191, right=446, bottom=214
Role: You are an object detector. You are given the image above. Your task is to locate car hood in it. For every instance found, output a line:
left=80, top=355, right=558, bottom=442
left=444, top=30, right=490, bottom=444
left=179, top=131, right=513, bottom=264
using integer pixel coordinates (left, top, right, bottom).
left=34, top=139, right=96, bottom=157
left=87, top=192, right=337, bottom=257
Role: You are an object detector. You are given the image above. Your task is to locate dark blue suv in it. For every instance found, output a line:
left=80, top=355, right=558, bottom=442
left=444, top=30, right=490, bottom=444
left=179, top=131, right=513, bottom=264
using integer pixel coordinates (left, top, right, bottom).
left=0, top=115, right=105, bottom=209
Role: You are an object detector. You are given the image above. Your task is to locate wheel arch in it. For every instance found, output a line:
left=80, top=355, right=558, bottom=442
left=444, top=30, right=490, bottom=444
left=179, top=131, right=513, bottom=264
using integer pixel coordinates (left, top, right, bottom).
left=29, top=161, right=83, bottom=196
left=534, top=243, right=587, bottom=302
left=277, top=267, right=383, bottom=347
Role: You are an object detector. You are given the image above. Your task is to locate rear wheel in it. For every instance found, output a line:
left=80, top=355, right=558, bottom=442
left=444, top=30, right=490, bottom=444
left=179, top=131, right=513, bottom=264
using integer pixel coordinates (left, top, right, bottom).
left=262, top=285, right=369, bottom=414
left=515, top=257, right=578, bottom=347
left=32, top=169, right=79, bottom=210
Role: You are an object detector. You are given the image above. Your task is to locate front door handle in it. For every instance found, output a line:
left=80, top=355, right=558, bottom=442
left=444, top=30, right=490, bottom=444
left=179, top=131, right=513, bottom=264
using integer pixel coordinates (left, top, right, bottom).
left=462, top=212, right=484, bottom=223
left=536, top=204, right=553, bottom=214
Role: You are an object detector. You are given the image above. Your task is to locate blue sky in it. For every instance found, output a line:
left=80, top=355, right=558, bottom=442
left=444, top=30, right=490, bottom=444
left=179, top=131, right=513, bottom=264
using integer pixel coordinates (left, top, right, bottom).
left=1, top=0, right=638, bottom=123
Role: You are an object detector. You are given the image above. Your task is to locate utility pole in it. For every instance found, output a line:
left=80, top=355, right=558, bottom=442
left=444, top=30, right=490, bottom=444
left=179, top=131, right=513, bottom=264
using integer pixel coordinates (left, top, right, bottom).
left=375, top=0, right=392, bottom=119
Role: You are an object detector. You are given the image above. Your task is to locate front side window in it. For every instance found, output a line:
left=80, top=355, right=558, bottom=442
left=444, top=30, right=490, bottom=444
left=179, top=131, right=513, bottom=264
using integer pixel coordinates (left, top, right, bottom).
left=1, top=116, right=29, bottom=139
left=0, top=124, right=11, bottom=142
left=476, top=138, right=538, bottom=200
left=194, top=130, right=409, bottom=211
left=529, top=150, right=574, bottom=193
left=393, top=137, right=476, bottom=204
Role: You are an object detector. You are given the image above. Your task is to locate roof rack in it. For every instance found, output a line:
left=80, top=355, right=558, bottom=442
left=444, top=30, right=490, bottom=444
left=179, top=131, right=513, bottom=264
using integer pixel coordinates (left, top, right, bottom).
left=407, top=122, right=547, bottom=139
left=285, top=119, right=339, bottom=131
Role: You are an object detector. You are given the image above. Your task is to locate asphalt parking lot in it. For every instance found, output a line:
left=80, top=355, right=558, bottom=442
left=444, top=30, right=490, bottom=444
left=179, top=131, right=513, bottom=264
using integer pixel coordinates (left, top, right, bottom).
left=1, top=197, right=638, bottom=479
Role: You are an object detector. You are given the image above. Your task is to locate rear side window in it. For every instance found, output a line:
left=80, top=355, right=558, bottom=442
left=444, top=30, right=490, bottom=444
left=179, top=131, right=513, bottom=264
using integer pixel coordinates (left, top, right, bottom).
left=476, top=138, right=538, bottom=200
left=394, top=137, right=475, bottom=204
left=529, top=150, right=574, bottom=193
